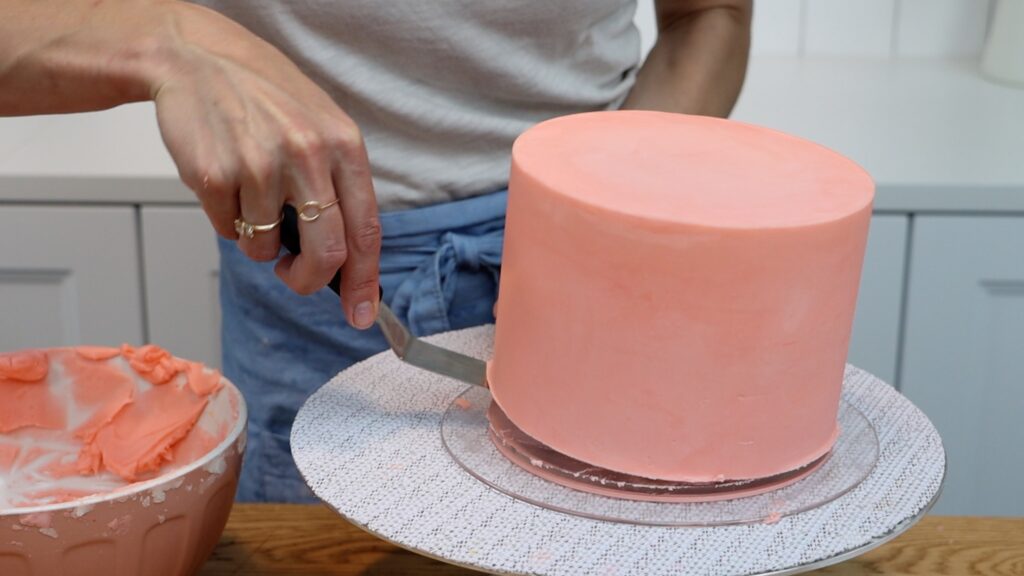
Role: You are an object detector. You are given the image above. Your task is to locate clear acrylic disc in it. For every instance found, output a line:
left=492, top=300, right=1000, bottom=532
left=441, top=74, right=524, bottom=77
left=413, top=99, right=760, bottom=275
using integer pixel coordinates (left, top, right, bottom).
left=441, top=387, right=879, bottom=526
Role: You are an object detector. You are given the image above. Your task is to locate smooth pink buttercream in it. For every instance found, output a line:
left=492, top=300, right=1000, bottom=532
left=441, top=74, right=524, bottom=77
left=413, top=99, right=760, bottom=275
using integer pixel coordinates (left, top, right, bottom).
left=490, top=111, right=873, bottom=482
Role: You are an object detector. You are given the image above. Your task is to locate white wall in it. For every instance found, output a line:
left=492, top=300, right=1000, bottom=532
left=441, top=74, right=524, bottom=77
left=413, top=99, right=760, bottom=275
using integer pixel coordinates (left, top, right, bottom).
left=635, top=0, right=992, bottom=58
left=0, top=1, right=999, bottom=181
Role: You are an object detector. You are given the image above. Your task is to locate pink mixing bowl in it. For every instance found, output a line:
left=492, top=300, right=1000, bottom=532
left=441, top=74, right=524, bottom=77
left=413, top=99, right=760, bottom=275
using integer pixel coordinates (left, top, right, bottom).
left=0, top=348, right=246, bottom=576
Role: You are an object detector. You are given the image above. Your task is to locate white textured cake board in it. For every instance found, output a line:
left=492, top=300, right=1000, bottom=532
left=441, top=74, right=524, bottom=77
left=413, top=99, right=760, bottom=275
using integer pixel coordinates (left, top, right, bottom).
left=292, top=326, right=946, bottom=576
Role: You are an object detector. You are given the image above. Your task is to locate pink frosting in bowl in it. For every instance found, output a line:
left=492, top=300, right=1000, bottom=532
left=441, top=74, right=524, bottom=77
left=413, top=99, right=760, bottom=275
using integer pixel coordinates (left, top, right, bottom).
left=0, top=346, right=246, bottom=576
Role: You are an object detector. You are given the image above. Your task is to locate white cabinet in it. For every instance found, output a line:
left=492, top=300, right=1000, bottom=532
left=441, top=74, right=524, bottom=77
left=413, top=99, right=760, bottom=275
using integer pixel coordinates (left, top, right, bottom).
left=0, top=205, right=144, bottom=349
left=901, top=215, right=1024, bottom=516
left=848, top=215, right=909, bottom=385
left=141, top=207, right=221, bottom=369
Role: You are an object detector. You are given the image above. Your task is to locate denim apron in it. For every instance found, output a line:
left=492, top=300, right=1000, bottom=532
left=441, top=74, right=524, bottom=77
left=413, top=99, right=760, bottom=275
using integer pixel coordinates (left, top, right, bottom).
left=218, top=190, right=507, bottom=502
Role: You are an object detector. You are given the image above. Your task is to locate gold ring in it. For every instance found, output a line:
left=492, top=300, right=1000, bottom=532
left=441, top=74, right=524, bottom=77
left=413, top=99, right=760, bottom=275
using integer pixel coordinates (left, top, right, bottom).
left=234, top=214, right=284, bottom=239
left=296, top=199, right=341, bottom=222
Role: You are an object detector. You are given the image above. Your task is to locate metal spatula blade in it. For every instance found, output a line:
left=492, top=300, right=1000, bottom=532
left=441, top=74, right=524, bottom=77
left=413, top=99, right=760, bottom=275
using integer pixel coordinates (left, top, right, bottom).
left=279, top=204, right=488, bottom=388
left=376, top=303, right=488, bottom=387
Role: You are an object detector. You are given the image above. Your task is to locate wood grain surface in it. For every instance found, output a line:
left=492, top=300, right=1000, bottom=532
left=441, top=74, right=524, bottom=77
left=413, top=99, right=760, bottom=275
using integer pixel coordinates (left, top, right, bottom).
left=198, top=505, right=1024, bottom=575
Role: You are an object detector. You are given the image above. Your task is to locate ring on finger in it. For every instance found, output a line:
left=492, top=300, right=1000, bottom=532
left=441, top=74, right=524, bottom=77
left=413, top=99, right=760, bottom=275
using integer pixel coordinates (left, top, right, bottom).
left=234, top=214, right=284, bottom=239
left=295, top=199, right=341, bottom=222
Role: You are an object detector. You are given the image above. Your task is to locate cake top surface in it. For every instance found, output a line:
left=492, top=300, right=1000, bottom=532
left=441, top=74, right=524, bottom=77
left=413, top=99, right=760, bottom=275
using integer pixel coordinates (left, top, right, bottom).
left=512, top=111, right=874, bottom=228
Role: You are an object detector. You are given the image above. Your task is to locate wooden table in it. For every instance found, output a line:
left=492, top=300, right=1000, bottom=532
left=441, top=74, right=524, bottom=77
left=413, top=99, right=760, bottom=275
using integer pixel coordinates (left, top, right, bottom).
left=199, top=504, right=1024, bottom=575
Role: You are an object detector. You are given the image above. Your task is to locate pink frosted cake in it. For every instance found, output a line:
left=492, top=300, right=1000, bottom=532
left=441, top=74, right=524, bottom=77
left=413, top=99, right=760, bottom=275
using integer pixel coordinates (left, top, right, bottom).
left=489, top=111, right=873, bottom=483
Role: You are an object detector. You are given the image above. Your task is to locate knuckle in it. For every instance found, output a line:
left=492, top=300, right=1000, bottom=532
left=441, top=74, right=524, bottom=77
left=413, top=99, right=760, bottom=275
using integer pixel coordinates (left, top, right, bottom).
left=290, top=279, right=320, bottom=296
left=212, top=219, right=237, bottom=238
left=239, top=150, right=275, bottom=185
left=179, top=167, right=203, bottom=191
left=285, top=130, right=325, bottom=159
left=347, top=276, right=380, bottom=295
left=311, top=243, right=349, bottom=272
left=328, top=124, right=364, bottom=156
left=348, top=218, right=383, bottom=253
left=252, top=248, right=279, bottom=262
left=242, top=242, right=278, bottom=262
left=190, top=164, right=235, bottom=194
left=213, top=223, right=236, bottom=239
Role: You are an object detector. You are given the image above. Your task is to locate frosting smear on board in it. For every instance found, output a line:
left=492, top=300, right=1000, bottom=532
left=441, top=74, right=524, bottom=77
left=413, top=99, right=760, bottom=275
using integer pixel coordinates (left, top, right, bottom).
left=0, top=346, right=231, bottom=509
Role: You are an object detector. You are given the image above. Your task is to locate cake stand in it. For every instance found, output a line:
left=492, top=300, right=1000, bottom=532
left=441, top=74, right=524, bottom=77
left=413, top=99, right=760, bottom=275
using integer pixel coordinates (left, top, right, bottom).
left=292, top=325, right=946, bottom=576
left=441, top=389, right=879, bottom=525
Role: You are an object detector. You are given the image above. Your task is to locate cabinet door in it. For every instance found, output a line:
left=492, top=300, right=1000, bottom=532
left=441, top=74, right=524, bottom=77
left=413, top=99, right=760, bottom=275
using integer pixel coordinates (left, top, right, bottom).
left=901, top=215, right=1024, bottom=516
left=0, top=205, right=144, bottom=349
left=848, top=215, right=909, bottom=385
left=141, top=207, right=221, bottom=368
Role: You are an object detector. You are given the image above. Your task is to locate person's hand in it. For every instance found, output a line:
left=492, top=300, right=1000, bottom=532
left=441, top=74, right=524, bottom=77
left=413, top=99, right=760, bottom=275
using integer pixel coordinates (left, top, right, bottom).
left=0, top=0, right=379, bottom=327
left=151, top=3, right=381, bottom=328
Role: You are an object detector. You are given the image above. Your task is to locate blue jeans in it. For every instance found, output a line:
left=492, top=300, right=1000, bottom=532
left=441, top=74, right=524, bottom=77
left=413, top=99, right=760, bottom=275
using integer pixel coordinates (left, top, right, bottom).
left=219, top=190, right=507, bottom=502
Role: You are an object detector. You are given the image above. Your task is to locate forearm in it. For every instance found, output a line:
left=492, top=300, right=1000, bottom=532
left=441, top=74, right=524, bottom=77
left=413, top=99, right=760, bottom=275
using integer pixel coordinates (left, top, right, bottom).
left=0, top=0, right=179, bottom=115
left=623, top=1, right=751, bottom=117
left=0, top=0, right=383, bottom=316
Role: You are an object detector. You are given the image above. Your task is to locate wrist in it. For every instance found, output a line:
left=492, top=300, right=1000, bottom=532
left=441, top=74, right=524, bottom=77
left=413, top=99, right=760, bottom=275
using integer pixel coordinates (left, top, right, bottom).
left=44, top=0, right=194, bottom=105
left=138, top=1, right=264, bottom=100
left=0, top=0, right=192, bottom=114
left=109, top=1, right=191, bottom=102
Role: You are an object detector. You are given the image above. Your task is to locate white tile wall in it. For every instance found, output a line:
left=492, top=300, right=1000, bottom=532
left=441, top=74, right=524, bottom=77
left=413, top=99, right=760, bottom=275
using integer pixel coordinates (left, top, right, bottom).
left=634, top=0, right=993, bottom=58
left=0, top=104, right=176, bottom=177
left=896, top=0, right=991, bottom=56
left=804, top=0, right=898, bottom=57
left=751, top=0, right=802, bottom=55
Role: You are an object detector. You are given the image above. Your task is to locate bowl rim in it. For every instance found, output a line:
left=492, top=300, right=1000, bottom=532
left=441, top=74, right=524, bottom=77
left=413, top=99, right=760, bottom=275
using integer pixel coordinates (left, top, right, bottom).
left=0, top=376, right=247, bottom=517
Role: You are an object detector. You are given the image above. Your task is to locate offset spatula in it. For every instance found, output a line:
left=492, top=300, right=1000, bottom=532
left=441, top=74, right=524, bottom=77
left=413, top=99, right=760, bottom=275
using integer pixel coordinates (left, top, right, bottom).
left=279, top=205, right=488, bottom=388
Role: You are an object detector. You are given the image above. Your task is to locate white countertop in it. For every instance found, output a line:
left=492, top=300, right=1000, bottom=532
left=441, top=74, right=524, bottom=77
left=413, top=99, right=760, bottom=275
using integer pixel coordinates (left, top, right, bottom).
left=732, top=57, right=1024, bottom=212
left=1, top=56, right=1022, bottom=211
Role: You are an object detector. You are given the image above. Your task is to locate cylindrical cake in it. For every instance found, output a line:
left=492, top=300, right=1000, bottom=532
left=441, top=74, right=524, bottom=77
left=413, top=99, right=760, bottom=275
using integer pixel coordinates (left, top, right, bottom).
left=489, top=111, right=874, bottom=482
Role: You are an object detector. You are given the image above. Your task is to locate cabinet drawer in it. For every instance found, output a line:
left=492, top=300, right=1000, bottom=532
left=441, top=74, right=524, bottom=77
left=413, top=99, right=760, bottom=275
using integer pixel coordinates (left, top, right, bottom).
left=0, top=205, right=143, bottom=349
left=901, top=215, right=1024, bottom=515
left=141, top=207, right=221, bottom=369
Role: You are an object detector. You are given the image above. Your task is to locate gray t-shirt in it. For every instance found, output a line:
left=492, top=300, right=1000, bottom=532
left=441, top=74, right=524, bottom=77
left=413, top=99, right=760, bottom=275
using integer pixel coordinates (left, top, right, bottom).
left=194, top=1, right=642, bottom=210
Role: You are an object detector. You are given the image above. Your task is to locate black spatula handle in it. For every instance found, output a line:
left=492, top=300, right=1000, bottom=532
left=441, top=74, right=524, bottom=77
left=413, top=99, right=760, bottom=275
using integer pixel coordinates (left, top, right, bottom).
left=279, top=204, right=343, bottom=296
left=279, top=204, right=384, bottom=302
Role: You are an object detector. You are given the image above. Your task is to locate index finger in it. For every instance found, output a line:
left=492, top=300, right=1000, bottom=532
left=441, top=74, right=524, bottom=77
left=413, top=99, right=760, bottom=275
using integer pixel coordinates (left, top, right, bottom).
left=332, top=138, right=382, bottom=330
